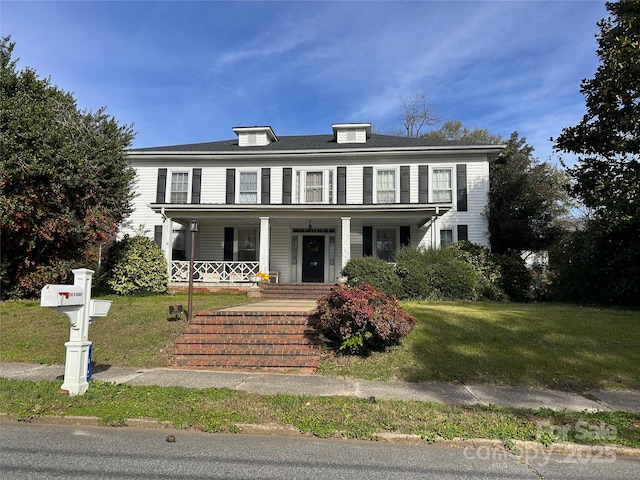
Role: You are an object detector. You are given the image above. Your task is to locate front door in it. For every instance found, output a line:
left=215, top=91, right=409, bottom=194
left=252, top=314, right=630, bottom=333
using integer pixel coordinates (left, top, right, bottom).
left=302, top=235, right=325, bottom=282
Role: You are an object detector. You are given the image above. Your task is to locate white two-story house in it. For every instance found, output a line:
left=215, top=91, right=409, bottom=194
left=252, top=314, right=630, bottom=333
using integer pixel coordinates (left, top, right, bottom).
left=123, top=123, right=503, bottom=286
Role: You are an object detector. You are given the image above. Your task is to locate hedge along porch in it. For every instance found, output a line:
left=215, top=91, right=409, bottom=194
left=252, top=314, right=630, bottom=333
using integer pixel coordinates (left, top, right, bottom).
left=124, top=123, right=502, bottom=287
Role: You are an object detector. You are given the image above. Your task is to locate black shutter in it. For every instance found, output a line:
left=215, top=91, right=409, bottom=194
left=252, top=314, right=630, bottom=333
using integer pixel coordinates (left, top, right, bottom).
left=223, top=227, right=234, bottom=261
left=400, top=166, right=410, bottom=203
left=418, top=165, right=428, bottom=203
left=337, top=166, right=346, bottom=205
left=154, top=225, right=163, bottom=247
left=363, top=167, right=373, bottom=205
left=457, top=225, right=468, bottom=242
left=156, top=168, right=167, bottom=203
left=456, top=164, right=467, bottom=211
left=261, top=168, right=271, bottom=204
left=283, top=168, right=292, bottom=204
left=363, top=226, right=373, bottom=257
left=226, top=169, right=235, bottom=204
left=400, top=226, right=411, bottom=247
left=191, top=168, right=202, bottom=204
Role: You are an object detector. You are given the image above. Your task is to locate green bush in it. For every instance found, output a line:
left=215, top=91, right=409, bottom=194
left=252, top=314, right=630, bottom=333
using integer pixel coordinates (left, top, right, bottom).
left=493, top=254, right=532, bottom=302
left=448, top=241, right=504, bottom=300
left=315, top=284, right=416, bottom=355
left=340, top=256, right=403, bottom=297
left=103, top=235, right=168, bottom=295
left=395, top=245, right=478, bottom=300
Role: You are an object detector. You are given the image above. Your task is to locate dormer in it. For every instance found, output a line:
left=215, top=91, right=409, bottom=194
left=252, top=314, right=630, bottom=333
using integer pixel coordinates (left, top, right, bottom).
left=332, top=123, right=372, bottom=144
left=233, top=126, right=278, bottom=147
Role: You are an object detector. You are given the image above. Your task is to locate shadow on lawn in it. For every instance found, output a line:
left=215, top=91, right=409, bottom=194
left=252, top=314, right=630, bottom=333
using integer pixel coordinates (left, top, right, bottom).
left=401, top=303, right=639, bottom=392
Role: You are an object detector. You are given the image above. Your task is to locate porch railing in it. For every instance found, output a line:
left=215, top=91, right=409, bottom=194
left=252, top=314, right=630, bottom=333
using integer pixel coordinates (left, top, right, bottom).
left=171, top=261, right=260, bottom=283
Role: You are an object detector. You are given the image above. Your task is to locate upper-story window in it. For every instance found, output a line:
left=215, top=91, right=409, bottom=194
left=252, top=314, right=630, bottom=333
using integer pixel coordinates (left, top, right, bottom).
left=170, top=172, right=189, bottom=203
left=296, top=169, right=334, bottom=204
left=305, top=171, right=323, bottom=203
left=432, top=168, right=453, bottom=203
left=376, top=169, right=396, bottom=204
left=239, top=171, right=258, bottom=204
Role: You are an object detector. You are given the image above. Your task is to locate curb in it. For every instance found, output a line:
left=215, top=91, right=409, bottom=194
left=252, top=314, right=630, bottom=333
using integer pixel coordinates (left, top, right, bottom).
left=2, top=413, right=638, bottom=458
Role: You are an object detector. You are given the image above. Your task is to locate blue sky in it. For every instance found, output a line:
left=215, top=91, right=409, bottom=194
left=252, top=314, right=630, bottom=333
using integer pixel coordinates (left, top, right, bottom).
left=2, top=0, right=607, bottom=164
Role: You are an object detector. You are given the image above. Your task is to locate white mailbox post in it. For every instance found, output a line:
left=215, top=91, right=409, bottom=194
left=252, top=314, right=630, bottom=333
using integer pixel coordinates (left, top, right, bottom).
left=40, top=268, right=111, bottom=396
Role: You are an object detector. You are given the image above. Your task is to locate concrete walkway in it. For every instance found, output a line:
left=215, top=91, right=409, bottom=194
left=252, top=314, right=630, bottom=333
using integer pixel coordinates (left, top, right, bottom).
left=2, top=361, right=639, bottom=413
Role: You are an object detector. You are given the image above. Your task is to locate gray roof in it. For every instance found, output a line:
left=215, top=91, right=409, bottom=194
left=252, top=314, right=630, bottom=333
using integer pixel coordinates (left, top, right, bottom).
left=130, top=133, right=496, bottom=153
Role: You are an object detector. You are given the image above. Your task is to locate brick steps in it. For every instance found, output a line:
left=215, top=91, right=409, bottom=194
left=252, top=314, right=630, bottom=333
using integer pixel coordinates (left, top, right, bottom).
left=259, top=283, right=333, bottom=300
left=169, top=310, right=322, bottom=371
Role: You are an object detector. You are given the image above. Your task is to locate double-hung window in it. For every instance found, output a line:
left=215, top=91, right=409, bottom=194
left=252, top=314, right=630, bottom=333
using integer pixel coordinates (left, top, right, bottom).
left=376, top=228, right=397, bottom=262
left=305, top=171, right=324, bottom=203
left=440, top=229, right=453, bottom=248
left=170, top=172, right=189, bottom=203
left=237, top=228, right=257, bottom=261
left=432, top=168, right=453, bottom=203
left=376, top=169, right=396, bottom=204
left=294, top=169, right=335, bottom=204
left=239, top=171, right=258, bottom=204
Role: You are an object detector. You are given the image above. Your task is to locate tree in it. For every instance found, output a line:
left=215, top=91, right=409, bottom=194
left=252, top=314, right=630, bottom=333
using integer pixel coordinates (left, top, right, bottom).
left=422, top=119, right=568, bottom=256
left=399, top=92, right=440, bottom=137
left=0, top=37, right=136, bottom=298
left=552, top=1, right=640, bottom=305
left=421, top=120, right=503, bottom=144
left=489, top=132, right=569, bottom=255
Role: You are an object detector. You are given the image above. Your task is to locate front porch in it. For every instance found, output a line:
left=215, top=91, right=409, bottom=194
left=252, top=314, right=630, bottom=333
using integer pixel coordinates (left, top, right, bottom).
left=156, top=204, right=450, bottom=286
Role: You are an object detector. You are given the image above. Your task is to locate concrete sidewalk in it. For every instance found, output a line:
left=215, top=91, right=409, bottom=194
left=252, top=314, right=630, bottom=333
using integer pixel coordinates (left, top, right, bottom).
left=2, top=361, right=639, bottom=413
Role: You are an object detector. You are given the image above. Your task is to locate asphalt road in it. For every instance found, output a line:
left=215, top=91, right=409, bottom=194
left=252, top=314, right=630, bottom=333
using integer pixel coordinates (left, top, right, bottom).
left=1, top=423, right=638, bottom=479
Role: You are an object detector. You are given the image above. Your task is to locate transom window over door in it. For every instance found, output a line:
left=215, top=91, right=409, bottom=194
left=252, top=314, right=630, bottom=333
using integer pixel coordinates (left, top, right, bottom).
left=239, top=171, right=258, bottom=204
left=377, top=169, right=396, bottom=203
left=305, top=171, right=323, bottom=203
left=170, top=172, right=188, bottom=203
left=432, top=168, right=453, bottom=203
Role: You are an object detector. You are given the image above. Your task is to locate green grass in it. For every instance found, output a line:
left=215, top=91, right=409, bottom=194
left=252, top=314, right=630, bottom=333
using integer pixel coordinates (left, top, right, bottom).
left=1, top=378, right=639, bottom=447
left=0, top=292, right=247, bottom=367
left=2, top=296, right=639, bottom=391
left=317, top=302, right=640, bottom=392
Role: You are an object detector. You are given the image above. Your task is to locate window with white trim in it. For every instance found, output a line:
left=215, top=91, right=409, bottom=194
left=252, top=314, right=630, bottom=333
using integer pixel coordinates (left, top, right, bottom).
left=376, top=169, right=396, bottom=204
left=172, top=229, right=187, bottom=260
left=296, top=169, right=335, bottom=204
left=440, top=229, right=453, bottom=248
left=305, top=171, right=323, bottom=203
left=239, top=171, right=258, bottom=204
left=170, top=172, right=189, bottom=203
left=237, top=228, right=257, bottom=261
left=376, top=228, right=397, bottom=262
left=432, top=168, right=453, bottom=203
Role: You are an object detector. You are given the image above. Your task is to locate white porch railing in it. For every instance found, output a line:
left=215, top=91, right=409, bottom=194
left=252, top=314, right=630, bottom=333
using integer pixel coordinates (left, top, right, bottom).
left=171, top=261, right=260, bottom=283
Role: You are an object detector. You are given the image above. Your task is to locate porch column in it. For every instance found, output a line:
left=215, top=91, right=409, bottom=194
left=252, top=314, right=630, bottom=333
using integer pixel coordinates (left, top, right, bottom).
left=259, top=216, right=270, bottom=273
left=162, top=215, right=173, bottom=278
left=341, top=216, right=351, bottom=270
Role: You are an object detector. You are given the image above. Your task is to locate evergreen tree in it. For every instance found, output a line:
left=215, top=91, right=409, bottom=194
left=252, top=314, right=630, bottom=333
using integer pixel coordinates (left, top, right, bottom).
left=553, top=1, right=640, bottom=305
left=0, top=37, right=136, bottom=298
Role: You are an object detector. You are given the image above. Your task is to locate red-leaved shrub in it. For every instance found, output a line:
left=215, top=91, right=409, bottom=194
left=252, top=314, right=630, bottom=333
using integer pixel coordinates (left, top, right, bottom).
left=315, top=283, right=416, bottom=355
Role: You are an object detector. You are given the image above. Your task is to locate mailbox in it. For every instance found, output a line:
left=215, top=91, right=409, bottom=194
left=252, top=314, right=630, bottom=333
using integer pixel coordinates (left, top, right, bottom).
left=89, top=300, right=112, bottom=318
left=41, top=285, right=85, bottom=307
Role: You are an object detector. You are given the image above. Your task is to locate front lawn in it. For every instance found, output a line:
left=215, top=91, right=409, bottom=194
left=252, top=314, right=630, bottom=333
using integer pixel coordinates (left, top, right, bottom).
left=317, top=302, right=640, bottom=391
left=2, top=296, right=638, bottom=391
left=0, top=292, right=247, bottom=367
